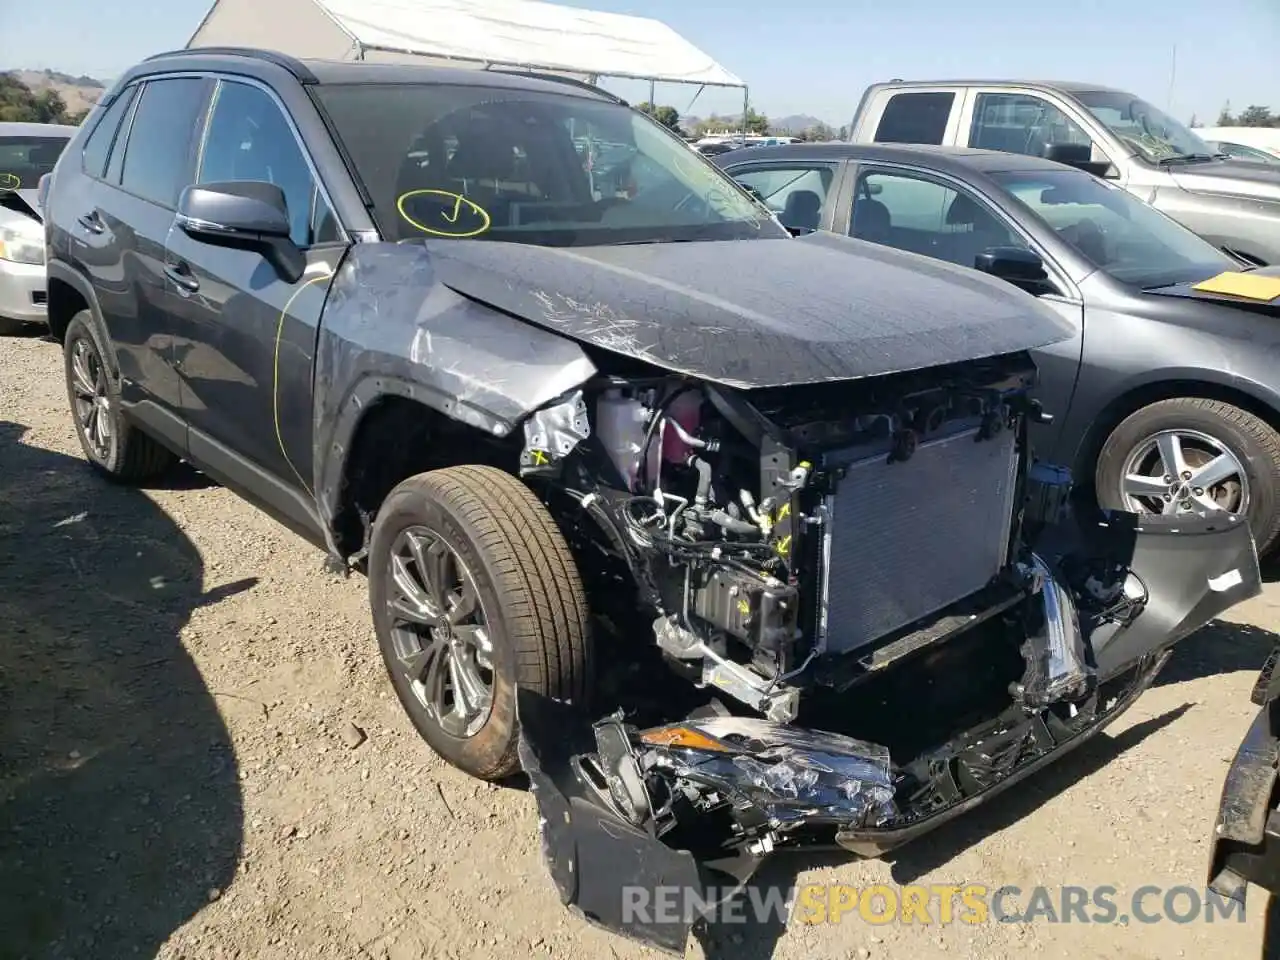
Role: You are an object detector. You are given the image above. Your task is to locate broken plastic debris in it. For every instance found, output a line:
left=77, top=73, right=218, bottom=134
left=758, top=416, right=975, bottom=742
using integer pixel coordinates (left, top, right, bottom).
left=639, top=716, right=897, bottom=828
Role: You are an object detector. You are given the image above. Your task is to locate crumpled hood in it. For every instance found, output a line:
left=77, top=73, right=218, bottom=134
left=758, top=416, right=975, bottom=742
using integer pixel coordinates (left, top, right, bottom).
left=1168, top=160, right=1280, bottom=202
left=421, top=232, right=1073, bottom=388
left=0, top=189, right=43, bottom=225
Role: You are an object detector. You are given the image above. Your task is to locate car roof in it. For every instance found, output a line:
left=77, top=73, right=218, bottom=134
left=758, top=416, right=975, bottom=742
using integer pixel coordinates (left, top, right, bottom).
left=0, top=121, right=79, bottom=137
left=133, top=47, right=617, bottom=103
left=717, top=141, right=1086, bottom=176
left=869, top=79, right=1126, bottom=97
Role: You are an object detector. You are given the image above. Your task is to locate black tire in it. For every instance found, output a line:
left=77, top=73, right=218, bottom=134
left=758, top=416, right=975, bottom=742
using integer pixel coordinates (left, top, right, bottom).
left=369, top=465, right=592, bottom=780
left=63, top=310, right=176, bottom=482
left=1095, top=397, right=1280, bottom=555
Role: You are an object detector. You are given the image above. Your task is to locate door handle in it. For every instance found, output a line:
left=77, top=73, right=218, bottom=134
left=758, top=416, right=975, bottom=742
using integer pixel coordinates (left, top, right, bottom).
left=164, top=260, right=200, bottom=293
left=76, top=212, right=104, bottom=234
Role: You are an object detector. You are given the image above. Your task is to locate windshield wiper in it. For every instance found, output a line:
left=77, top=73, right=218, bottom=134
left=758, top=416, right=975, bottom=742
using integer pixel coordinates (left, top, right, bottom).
left=1157, top=153, right=1220, bottom=165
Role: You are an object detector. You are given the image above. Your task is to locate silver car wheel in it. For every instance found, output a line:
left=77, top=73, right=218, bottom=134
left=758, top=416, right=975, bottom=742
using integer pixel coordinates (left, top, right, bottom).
left=1119, top=428, right=1248, bottom=517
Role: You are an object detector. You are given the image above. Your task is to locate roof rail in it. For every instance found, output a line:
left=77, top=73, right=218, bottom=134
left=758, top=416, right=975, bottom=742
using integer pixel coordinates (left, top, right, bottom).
left=487, top=67, right=626, bottom=105
left=142, top=47, right=318, bottom=83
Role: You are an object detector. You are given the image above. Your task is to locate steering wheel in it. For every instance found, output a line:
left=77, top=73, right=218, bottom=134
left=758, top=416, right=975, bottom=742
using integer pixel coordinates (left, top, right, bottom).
left=1057, top=217, right=1108, bottom=265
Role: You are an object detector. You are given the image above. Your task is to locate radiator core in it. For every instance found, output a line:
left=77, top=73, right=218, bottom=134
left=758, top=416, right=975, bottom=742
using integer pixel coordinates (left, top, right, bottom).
left=820, top=422, right=1020, bottom=656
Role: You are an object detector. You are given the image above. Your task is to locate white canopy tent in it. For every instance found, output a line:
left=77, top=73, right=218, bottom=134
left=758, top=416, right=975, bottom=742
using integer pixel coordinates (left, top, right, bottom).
left=187, top=0, right=749, bottom=125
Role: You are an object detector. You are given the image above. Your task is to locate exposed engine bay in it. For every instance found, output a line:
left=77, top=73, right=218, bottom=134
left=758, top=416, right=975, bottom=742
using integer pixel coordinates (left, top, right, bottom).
left=508, top=349, right=1262, bottom=954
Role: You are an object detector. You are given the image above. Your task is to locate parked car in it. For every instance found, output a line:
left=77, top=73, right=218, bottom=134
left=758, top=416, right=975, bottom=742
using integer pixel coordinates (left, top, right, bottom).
left=1196, top=126, right=1280, bottom=163
left=717, top=141, right=1280, bottom=555
left=847, top=80, right=1280, bottom=265
left=43, top=47, right=1261, bottom=953
left=1204, top=139, right=1280, bottom=165
left=0, top=121, right=77, bottom=334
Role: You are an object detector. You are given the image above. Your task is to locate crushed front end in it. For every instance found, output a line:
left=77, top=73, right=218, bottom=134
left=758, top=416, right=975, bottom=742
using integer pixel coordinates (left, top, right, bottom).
left=513, top=350, right=1262, bottom=953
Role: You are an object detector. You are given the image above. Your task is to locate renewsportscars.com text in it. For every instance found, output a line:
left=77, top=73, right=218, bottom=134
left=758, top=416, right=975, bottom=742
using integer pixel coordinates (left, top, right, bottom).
left=621, top=883, right=1246, bottom=927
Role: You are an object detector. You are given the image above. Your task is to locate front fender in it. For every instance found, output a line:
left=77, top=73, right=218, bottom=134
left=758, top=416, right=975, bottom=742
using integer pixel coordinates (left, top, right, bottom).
left=312, top=242, right=597, bottom=554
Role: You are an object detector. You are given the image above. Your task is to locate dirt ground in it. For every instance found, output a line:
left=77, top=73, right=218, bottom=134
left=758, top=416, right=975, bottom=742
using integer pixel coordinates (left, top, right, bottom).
left=3, top=328, right=1280, bottom=960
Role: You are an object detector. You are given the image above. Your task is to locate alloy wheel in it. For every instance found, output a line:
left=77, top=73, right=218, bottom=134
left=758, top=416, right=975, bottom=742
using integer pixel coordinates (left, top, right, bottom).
left=69, top=335, right=114, bottom=463
left=1119, top=429, right=1249, bottom=517
left=385, top=526, right=495, bottom=738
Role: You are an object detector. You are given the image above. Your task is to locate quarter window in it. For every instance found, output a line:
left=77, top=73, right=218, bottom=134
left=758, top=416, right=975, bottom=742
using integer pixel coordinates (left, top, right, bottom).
left=875, top=92, right=955, bottom=145
left=198, top=80, right=334, bottom=248
left=81, top=85, right=137, bottom=180
left=731, top=165, right=836, bottom=233
left=969, top=93, right=1093, bottom=158
left=850, top=169, right=1026, bottom=270
left=119, top=77, right=208, bottom=208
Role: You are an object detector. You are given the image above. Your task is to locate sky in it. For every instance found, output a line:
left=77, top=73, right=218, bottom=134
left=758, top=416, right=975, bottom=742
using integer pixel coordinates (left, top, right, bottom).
left=5, top=0, right=1279, bottom=127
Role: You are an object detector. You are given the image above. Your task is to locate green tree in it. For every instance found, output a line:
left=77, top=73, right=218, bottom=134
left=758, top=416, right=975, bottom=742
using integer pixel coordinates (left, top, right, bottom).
left=636, top=101, right=681, bottom=131
left=1217, top=102, right=1234, bottom=126
left=837, top=124, right=850, bottom=140
left=0, top=73, right=79, bottom=124
left=1238, top=105, right=1278, bottom=127
left=802, top=122, right=836, bottom=142
left=742, top=107, right=769, bottom=136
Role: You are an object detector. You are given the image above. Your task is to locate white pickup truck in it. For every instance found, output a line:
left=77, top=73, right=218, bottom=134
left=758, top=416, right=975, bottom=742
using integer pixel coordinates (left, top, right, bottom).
left=847, top=80, right=1280, bottom=265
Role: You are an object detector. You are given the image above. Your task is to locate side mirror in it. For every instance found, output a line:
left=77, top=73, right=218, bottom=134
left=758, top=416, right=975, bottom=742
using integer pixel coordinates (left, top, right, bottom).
left=1044, top=143, right=1117, bottom=179
left=975, top=246, right=1050, bottom=289
left=734, top=181, right=768, bottom=204
left=176, top=181, right=304, bottom=282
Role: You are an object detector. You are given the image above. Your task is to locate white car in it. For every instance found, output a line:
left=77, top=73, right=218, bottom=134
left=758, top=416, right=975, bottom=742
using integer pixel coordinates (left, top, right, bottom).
left=0, top=122, right=77, bottom=335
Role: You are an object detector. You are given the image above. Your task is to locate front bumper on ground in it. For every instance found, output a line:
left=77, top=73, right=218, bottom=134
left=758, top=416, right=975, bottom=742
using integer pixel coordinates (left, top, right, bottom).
left=519, top=510, right=1262, bottom=955
left=0, top=256, right=48, bottom=323
left=1208, top=647, right=1280, bottom=904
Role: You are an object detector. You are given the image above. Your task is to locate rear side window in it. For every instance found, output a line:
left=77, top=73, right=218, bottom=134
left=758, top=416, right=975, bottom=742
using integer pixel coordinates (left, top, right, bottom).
left=119, top=77, right=208, bottom=208
left=874, top=92, right=955, bottom=145
left=730, top=165, right=835, bottom=233
left=81, top=85, right=137, bottom=179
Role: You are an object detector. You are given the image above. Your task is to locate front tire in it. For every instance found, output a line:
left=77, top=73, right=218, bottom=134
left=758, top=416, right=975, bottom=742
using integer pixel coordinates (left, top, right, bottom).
left=63, top=310, right=176, bottom=482
left=1095, top=397, right=1280, bottom=555
left=369, top=465, right=592, bottom=780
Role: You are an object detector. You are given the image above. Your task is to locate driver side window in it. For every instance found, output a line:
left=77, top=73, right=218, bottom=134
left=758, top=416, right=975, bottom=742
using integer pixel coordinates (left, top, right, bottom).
left=969, top=93, right=1092, bottom=158
left=850, top=168, right=1027, bottom=271
left=198, top=80, right=334, bottom=248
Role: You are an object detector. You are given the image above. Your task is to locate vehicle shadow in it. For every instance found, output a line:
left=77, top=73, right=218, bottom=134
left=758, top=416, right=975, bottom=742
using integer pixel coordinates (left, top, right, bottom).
left=0, top=420, right=255, bottom=958
left=1154, top=620, right=1277, bottom=688
left=1263, top=893, right=1280, bottom=959
left=693, top=703, right=1191, bottom=960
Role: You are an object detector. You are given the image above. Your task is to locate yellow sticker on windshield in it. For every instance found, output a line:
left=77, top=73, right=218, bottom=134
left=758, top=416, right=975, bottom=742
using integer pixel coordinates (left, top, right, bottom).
left=1192, top=271, right=1280, bottom=302
left=396, top=189, right=491, bottom=238
left=0, top=173, right=20, bottom=190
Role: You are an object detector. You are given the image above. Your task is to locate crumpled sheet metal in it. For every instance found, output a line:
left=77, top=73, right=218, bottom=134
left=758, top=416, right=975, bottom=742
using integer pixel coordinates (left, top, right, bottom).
left=640, top=716, right=897, bottom=829
left=520, top=389, right=591, bottom=473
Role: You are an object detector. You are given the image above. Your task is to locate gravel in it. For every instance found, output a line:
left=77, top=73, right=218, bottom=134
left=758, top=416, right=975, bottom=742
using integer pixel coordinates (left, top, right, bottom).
left=1, top=328, right=1277, bottom=959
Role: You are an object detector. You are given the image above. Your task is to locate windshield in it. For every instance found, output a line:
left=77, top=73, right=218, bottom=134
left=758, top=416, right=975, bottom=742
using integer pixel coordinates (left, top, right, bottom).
left=312, top=83, right=784, bottom=246
left=991, top=168, right=1234, bottom=288
left=0, top=135, right=71, bottom=191
left=1074, top=91, right=1217, bottom=164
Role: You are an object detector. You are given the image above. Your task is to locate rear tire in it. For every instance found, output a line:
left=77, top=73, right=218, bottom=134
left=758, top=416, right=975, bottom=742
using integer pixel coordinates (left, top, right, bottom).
left=1095, top=397, right=1280, bottom=555
left=369, top=465, right=592, bottom=780
left=63, top=310, right=176, bottom=482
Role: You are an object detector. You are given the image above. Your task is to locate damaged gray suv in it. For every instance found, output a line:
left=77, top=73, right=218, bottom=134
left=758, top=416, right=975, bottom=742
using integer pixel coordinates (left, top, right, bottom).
left=42, top=47, right=1263, bottom=953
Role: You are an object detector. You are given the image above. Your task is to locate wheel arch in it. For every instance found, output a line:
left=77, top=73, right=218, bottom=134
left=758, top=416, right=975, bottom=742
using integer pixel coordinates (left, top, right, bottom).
left=318, top=381, right=526, bottom=560
left=45, top=260, right=115, bottom=364
left=1072, top=374, right=1280, bottom=484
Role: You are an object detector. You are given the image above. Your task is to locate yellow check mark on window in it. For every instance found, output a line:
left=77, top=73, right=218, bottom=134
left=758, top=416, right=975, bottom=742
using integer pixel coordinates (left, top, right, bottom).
left=442, top=195, right=464, bottom=224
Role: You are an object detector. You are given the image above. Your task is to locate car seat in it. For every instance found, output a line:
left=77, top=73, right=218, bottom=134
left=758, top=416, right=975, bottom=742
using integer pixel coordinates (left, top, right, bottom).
left=944, top=192, right=1012, bottom=268
left=851, top=197, right=892, bottom=243
left=781, top=189, right=823, bottom=233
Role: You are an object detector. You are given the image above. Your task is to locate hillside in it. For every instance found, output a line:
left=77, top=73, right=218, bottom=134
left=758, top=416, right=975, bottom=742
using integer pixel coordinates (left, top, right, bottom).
left=9, top=69, right=105, bottom=117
